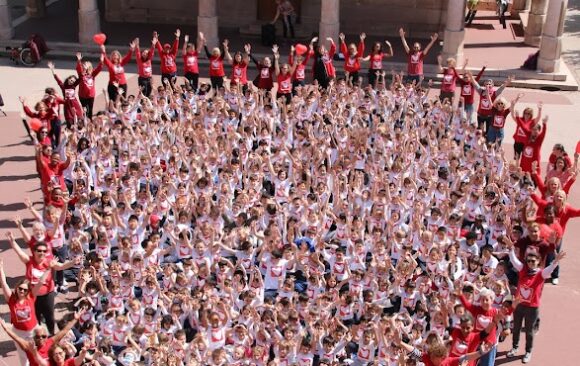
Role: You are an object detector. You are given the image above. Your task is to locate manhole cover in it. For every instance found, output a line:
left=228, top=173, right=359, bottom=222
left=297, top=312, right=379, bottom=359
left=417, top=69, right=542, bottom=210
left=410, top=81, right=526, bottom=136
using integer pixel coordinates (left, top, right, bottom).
left=540, top=86, right=561, bottom=92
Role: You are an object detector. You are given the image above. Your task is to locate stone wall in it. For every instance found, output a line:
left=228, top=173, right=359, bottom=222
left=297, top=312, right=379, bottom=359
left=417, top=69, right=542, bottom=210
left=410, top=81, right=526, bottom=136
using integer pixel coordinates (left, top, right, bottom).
left=105, top=0, right=257, bottom=26
left=105, top=0, right=448, bottom=37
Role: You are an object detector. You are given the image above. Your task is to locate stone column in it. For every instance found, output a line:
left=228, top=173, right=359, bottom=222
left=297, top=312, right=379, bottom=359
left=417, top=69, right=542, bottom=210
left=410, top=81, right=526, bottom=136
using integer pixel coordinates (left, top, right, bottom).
left=442, top=0, right=466, bottom=64
left=78, top=0, right=101, bottom=44
left=26, top=0, right=46, bottom=18
left=0, top=0, right=14, bottom=40
left=198, top=0, right=218, bottom=48
left=538, top=0, right=568, bottom=72
left=512, top=0, right=532, bottom=14
left=524, top=0, right=548, bottom=46
left=319, top=0, right=340, bottom=45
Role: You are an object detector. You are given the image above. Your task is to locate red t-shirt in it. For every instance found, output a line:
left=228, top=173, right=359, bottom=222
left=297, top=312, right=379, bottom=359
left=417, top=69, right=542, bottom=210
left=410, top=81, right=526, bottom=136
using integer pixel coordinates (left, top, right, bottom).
left=289, top=52, right=310, bottom=81
left=9, top=295, right=38, bottom=331
left=449, top=328, right=483, bottom=366
left=517, top=266, right=546, bottom=308
left=369, top=52, right=384, bottom=70
left=76, top=61, right=102, bottom=99
left=209, top=55, right=225, bottom=77
left=441, top=67, right=457, bottom=93
left=407, top=51, right=425, bottom=76
left=477, top=90, right=496, bottom=116
left=156, top=39, right=179, bottom=74
left=136, top=46, right=154, bottom=78
left=184, top=51, right=200, bottom=74
left=277, top=73, right=293, bottom=94
left=231, top=61, right=248, bottom=85
left=459, top=295, right=498, bottom=344
left=103, top=50, right=132, bottom=85
left=25, top=259, right=54, bottom=296
left=519, top=124, right=546, bottom=173
left=491, top=107, right=510, bottom=129
left=341, top=41, right=364, bottom=73
left=256, top=66, right=274, bottom=90
left=513, top=116, right=534, bottom=144
left=26, top=336, right=54, bottom=366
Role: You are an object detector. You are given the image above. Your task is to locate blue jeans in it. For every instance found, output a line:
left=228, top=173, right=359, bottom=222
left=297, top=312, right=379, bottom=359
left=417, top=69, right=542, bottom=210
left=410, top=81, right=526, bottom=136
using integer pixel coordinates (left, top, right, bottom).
left=486, top=126, right=504, bottom=144
left=478, top=344, right=497, bottom=366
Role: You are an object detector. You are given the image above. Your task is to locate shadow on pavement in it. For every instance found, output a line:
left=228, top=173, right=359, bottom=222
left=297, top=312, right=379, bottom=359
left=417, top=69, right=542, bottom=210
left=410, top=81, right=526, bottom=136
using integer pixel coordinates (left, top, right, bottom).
left=0, top=173, right=38, bottom=182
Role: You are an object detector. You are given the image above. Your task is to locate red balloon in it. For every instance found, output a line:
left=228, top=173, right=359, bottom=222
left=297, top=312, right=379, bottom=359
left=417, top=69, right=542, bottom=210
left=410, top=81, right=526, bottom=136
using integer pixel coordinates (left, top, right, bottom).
left=93, top=33, right=107, bottom=46
left=295, top=43, right=308, bottom=56
left=575, top=140, right=580, bottom=154
left=29, top=118, right=42, bottom=132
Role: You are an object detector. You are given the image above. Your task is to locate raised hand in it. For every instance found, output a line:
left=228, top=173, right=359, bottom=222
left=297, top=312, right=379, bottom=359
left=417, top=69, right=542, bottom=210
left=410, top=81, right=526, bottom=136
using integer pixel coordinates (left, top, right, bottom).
left=556, top=251, right=567, bottom=262
left=290, top=44, right=295, bottom=54
left=76, top=52, right=82, bottom=61
left=223, top=39, right=229, bottom=49
left=338, top=33, right=345, bottom=41
left=184, top=34, right=189, bottom=43
left=47, top=61, right=55, bottom=71
left=326, top=37, right=333, bottom=43
left=431, top=33, right=439, bottom=41
left=360, top=32, right=366, bottom=41
left=129, top=39, right=137, bottom=49
left=272, top=44, right=279, bottom=54
left=175, top=29, right=181, bottom=38
left=18, top=96, right=26, bottom=104
left=399, top=28, right=405, bottom=37
left=244, top=43, right=251, bottom=53
left=310, top=36, right=318, bottom=44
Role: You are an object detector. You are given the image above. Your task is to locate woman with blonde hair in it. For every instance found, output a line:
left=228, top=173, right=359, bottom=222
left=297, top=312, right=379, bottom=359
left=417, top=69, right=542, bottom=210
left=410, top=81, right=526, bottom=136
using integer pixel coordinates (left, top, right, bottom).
left=100, top=40, right=136, bottom=106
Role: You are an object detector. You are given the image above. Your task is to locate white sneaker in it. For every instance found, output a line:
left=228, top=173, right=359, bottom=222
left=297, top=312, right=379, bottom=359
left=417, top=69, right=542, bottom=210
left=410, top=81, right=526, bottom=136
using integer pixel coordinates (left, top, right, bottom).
left=523, top=352, right=532, bottom=363
left=552, top=278, right=559, bottom=285
left=506, top=348, right=519, bottom=358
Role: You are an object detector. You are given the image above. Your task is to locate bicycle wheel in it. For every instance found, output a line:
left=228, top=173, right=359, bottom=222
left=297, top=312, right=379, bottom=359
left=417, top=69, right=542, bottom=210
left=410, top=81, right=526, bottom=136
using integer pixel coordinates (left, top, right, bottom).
left=20, top=48, right=35, bottom=67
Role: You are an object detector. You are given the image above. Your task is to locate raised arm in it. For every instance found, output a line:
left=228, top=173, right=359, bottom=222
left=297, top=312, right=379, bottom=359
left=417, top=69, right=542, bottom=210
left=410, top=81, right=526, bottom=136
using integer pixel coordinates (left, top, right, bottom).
left=0, top=259, right=12, bottom=301
left=423, top=33, right=439, bottom=55
left=6, top=232, right=30, bottom=264
left=399, top=28, right=410, bottom=54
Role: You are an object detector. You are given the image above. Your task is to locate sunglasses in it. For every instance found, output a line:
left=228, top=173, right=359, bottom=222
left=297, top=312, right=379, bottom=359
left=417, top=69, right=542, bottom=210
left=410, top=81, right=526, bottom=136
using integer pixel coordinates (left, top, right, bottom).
left=35, top=249, right=47, bottom=253
left=17, top=287, right=29, bottom=292
left=526, top=259, right=537, bottom=264
left=35, top=334, right=48, bottom=339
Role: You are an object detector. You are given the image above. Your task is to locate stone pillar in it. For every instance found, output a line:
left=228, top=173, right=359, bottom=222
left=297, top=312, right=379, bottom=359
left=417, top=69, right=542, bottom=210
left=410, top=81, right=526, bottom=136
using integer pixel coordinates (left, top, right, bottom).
left=524, top=0, right=548, bottom=46
left=198, top=0, right=218, bottom=48
left=26, top=0, right=46, bottom=18
left=442, top=0, right=465, bottom=64
left=0, top=0, right=14, bottom=40
left=319, top=0, right=340, bottom=45
left=538, top=0, right=568, bottom=72
left=78, top=0, right=101, bottom=44
left=512, top=0, right=532, bottom=14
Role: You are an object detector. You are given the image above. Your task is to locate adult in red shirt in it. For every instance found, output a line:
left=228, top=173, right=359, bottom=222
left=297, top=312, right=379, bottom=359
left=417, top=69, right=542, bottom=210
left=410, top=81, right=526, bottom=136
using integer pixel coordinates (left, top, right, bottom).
left=486, top=93, right=521, bottom=145
left=511, top=102, right=542, bottom=160
left=472, top=75, right=511, bottom=132
left=135, top=38, right=155, bottom=98
left=154, top=29, right=180, bottom=87
left=289, top=41, right=313, bottom=90
left=100, top=41, right=135, bottom=106
left=251, top=46, right=276, bottom=91
left=6, top=239, right=71, bottom=335
left=399, top=28, right=438, bottom=84
left=362, top=39, right=393, bottom=88
left=506, top=244, right=565, bottom=363
left=509, top=223, right=554, bottom=266
left=182, top=33, right=203, bottom=92
left=274, top=47, right=296, bottom=104
left=449, top=314, right=502, bottom=366
left=48, top=62, right=83, bottom=129
left=457, top=66, right=485, bottom=123
left=19, top=97, right=57, bottom=146
left=535, top=205, right=564, bottom=284
left=0, top=309, right=84, bottom=366
left=519, top=118, right=547, bottom=174
left=531, top=189, right=580, bottom=232
left=458, top=288, right=500, bottom=366
left=339, top=32, right=365, bottom=86
left=35, top=145, right=71, bottom=197
left=75, top=52, right=103, bottom=119
left=0, top=259, right=44, bottom=366
left=311, top=37, right=336, bottom=89
left=224, top=41, right=250, bottom=92
left=200, top=32, right=226, bottom=90
left=437, top=55, right=460, bottom=103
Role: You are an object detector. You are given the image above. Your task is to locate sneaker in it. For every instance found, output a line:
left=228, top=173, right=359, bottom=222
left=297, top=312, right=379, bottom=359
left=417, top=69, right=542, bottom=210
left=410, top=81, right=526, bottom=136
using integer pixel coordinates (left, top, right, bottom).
left=523, top=352, right=532, bottom=363
left=506, top=348, right=519, bottom=358
left=58, top=284, right=69, bottom=294
left=552, top=278, right=559, bottom=285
